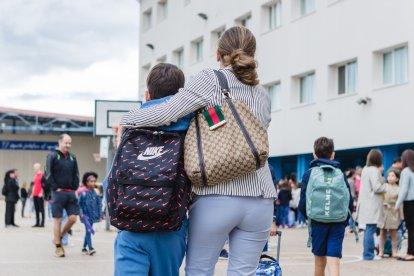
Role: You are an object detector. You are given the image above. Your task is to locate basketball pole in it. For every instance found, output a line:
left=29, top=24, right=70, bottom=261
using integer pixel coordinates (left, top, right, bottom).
left=105, top=138, right=113, bottom=232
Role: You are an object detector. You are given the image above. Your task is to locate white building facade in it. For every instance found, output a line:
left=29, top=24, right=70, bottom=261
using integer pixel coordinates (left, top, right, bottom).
left=138, top=0, right=414, bottom=180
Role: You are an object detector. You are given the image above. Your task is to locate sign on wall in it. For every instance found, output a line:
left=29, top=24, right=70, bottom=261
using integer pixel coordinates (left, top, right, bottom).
left=0, top=140, right=57, bottom=151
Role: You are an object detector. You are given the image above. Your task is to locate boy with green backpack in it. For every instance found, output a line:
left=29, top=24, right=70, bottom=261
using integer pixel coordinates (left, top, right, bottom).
left=299, top=137, right=354, bottom=276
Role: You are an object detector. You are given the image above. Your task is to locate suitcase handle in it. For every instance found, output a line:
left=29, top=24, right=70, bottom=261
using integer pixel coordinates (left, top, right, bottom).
left=259, top=254, right=278, bottom=262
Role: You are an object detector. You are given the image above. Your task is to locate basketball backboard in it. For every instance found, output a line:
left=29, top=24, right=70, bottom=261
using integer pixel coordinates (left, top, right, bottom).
left=94, top=100, right=141, bottom=136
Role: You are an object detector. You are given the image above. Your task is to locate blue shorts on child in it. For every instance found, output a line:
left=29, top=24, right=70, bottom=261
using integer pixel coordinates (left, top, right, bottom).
left=114, top=217, right=188, bottom=276
left=311, top=220, right=346, bottom=258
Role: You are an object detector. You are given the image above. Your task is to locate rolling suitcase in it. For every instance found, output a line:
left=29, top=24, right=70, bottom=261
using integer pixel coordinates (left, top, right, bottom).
left=256, top=231, right=282, bottom=276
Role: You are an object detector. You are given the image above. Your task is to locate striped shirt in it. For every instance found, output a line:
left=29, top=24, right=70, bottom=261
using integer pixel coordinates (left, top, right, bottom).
left=120, top=68, right=277, bottom=199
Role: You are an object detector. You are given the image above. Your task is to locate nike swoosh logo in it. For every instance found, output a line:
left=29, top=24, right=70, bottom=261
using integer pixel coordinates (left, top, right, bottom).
left=137, top=151, right=167, bottom=160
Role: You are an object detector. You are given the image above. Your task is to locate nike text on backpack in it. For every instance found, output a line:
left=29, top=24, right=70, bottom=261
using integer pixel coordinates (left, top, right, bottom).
left=106, top=128, right=191, bottom=232
left=184, top=70, right=269, bottom=186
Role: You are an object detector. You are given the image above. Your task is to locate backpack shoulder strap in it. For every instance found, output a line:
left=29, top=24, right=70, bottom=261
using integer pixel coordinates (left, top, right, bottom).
left=213, top=70, right=231, bottom=98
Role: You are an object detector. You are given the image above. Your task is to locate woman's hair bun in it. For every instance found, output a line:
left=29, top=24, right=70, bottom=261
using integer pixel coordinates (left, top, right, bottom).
left=229, top=49, right=258, bottom=86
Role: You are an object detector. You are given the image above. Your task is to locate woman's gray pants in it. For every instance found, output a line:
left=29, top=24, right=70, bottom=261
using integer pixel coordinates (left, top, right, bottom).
left=185, top=195, right=274, bottom=276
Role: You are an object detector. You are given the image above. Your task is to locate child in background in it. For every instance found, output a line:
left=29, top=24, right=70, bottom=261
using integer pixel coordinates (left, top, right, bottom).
left=379, top=168, right=401, bottom=257
left=278, top=181, right=292, bottom=229
left=78, top=172, right=102, bottom=255
left=299, top=137, right=353, bottom=276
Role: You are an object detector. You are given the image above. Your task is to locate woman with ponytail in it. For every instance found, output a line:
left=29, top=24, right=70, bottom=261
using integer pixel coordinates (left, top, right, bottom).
left=120, top=26, right=276, bottom=276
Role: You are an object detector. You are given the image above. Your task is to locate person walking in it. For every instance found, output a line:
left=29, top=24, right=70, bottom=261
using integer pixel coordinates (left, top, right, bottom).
left=32, top=163, right=45, bottom=227
left=356, top=149, right=386, bottom=260
left=395, top=149, right=414, bottom=261
left=120, top=26, right=276, bottom=276
left=45, top=134, right=80, bottom=257
left=3, top=169, right=20, bottom=227
left=20, top=182, right=28, bottom=218
left=78, top=172, right=101, bottom=256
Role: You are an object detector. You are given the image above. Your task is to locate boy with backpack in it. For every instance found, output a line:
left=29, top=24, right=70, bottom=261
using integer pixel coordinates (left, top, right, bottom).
left=298, top=137, right=354, bottom=276
left=108, top=63, right=192, bottom=276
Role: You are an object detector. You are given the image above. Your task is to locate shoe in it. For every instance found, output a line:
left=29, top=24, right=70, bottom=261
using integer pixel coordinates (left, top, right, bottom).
left=82, top=248, right=88, bottom=255
left=11, top=224, right=19, bottom=227
left=32, top=224, right=40, bottom=228
left=89, top=248, right=96, bottom=256
left=54, top=246, right=65, bottom=257
left=397, top=256, right=414, bottom=261
left=219, top=249, right=229, bottom=259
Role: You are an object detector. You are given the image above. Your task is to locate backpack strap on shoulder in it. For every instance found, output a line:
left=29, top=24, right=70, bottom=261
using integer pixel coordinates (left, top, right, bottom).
left=213, top=70, right=231, bottom=98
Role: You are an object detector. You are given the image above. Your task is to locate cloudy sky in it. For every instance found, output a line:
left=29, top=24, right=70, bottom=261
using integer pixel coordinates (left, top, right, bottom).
left=0, top=0, right=139, bottom=116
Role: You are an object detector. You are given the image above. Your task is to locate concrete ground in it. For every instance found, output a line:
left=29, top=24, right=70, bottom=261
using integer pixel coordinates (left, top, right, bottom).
left=0, top=200, right=413, bottom=276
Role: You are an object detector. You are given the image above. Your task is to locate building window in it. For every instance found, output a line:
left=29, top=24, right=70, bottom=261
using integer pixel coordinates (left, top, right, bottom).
left=157, top=0, right=168, bottom=22
left=143, top=9, right=152, bottom=31
left=383, top=46, right=408, bottom=85
left=173, top=48, right=184, bottom=69
left=338, top=61, right=357, bottom=95
left=300, top=0, right=315, bottom=16
left=299, top=73, right=315, bottom=104
left=211, top=26, right=225, bottom=53
left=156, top=55, right=167, bottom=64
left=267, top=82, right=282, bottom=111
left=268, top=2, right=282, bottom=30
left=191, top=38, right=203, bottom=63
left=236, top=13, right=252, bottom=29
left=241, top=15, right=252, bottom=28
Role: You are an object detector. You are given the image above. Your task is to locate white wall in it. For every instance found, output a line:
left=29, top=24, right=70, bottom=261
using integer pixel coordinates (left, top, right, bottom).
left=139, top=0, right=414, bottom=156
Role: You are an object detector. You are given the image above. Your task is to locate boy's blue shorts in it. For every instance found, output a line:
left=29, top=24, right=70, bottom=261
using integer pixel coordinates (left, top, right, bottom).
left=311, top=221, right=346, bottom=258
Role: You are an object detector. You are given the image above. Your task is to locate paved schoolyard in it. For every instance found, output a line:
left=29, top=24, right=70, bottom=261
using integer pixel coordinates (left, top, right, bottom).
left=0, top=200, right=413, bottom=276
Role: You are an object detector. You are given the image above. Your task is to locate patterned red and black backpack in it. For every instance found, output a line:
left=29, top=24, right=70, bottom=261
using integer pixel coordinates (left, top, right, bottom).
left=106, top=128, right=191, bottom=232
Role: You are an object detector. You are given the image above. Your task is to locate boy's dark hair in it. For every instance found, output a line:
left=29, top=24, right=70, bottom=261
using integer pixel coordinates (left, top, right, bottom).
left=313, top=137, right=334, bottom=159
left=366, top=149, right=383, bottom=168
left=147, top=63, right=185, bottom=100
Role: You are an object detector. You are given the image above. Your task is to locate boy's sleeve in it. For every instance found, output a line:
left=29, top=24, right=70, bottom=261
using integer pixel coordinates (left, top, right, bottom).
left=298, top=170, right=311, bottom=219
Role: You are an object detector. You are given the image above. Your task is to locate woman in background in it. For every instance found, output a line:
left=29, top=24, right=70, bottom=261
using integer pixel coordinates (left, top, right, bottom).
left=3, top=169, right=20, bottom=227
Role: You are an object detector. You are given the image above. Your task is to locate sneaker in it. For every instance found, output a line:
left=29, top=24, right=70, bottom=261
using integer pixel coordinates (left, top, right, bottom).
left=219, top=249, right=228, bottom=259
left=55, top=246, right=65, bottom=257
left=89, top=248, right=96, bottom=256
left=82, top=248, right=88, bottom=255
left=373, top=256, right=382, bottom=261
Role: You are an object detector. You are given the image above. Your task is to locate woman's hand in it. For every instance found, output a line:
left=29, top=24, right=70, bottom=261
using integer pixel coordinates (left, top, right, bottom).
left=270, top=221, right=277, bottom=236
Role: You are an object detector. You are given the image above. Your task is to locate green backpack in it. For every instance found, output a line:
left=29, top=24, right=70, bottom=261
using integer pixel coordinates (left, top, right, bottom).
left=306, top=165, right=350, bottom=223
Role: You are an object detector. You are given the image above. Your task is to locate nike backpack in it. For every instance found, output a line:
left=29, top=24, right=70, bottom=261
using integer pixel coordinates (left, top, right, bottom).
left=106, top=128, right=191, bottom=232
left=305, top=165, right=350, bottom=223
